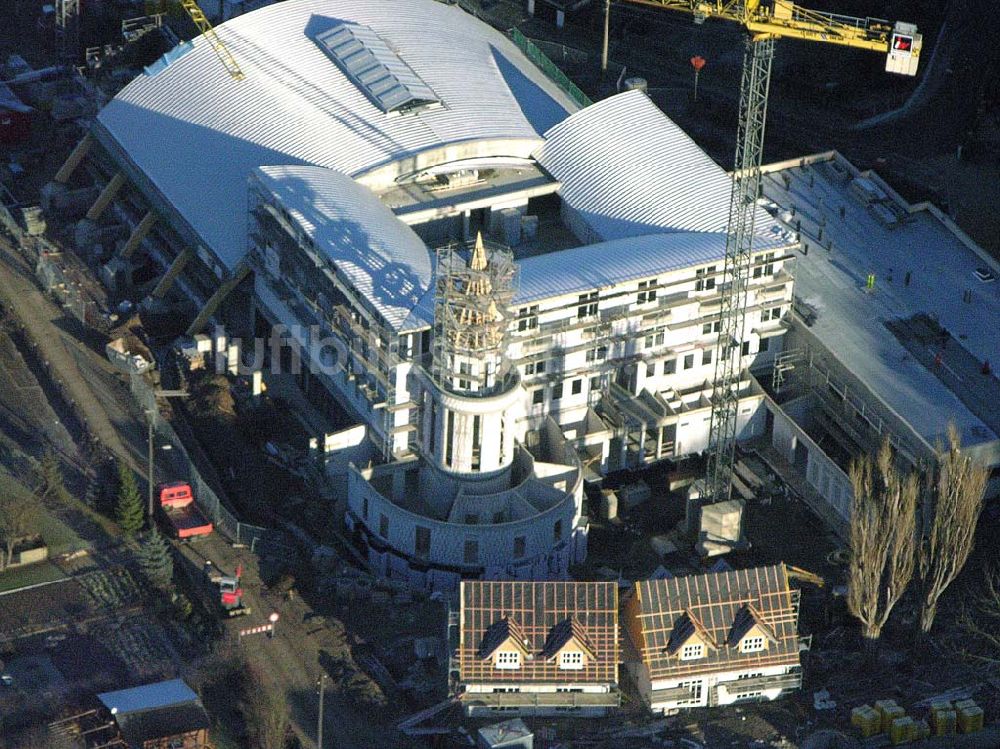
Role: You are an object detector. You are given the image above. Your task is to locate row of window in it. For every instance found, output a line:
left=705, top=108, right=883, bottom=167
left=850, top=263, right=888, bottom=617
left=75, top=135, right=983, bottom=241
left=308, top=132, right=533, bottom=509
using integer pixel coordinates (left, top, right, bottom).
left=531, top=376, right=600, bottom=406
left=680, top=636, right=765, bottom=663
left=364, top=503, right=565, bottom=564
left=527, top=338, right=774, bottom=406
left=520, top=312, right=780, bottom=382
left=515, top=258, right=780, bottom=331
left=494, top=649, right=584, bottom=670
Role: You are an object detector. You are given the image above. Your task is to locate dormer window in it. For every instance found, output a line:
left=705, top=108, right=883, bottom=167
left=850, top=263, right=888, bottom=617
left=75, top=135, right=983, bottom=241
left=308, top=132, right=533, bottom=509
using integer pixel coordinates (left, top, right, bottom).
left=559, top=651, right=584, bottom=670
left=681, top=643, right=704, bottom=660
left=495, top=651, right=521, bottom=669
left=727, top=603, right=776, bottom=653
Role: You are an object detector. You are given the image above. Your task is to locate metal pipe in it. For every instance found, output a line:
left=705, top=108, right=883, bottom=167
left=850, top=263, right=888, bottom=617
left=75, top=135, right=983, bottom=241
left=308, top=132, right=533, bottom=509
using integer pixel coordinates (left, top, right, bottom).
left=601, top=0, right=611, bottom=72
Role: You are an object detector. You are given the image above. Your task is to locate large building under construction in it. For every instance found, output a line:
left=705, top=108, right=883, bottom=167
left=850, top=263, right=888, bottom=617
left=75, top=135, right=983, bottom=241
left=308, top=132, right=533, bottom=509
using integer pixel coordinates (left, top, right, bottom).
left=48, top=0, right=999, bottom=589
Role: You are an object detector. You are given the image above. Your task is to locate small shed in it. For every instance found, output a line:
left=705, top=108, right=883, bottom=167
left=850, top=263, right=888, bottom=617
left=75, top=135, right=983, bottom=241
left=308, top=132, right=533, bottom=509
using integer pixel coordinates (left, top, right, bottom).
left=478, top=718, right=534, bottom=749
left=97, top=678, right=210, bottom=749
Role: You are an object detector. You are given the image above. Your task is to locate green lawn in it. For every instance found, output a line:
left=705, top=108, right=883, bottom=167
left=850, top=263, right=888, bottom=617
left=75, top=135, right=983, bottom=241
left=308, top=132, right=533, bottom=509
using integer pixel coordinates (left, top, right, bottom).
left=0, top=560, right=66, bottom=592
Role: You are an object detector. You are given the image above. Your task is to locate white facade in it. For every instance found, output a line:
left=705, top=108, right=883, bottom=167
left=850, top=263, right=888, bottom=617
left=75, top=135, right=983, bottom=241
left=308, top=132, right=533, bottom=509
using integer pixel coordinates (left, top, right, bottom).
left=627, top=661, right=801, bottom=712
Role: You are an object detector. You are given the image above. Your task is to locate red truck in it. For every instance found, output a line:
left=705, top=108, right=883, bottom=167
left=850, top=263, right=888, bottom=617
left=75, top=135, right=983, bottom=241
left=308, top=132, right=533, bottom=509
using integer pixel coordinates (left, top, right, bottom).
left=158, top=482, right=213, bottom=539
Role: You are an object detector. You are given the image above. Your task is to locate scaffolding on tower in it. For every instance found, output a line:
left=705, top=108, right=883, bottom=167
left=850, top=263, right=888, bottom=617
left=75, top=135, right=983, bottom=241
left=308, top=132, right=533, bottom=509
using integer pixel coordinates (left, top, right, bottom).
left=432, top=232, right=517, bottom=397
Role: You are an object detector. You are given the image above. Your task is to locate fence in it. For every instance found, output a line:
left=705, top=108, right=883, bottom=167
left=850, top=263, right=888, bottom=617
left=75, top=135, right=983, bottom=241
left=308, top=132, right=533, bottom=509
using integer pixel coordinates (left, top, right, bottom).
left=127, top=373, right=286, bottom=551
left=507, top=28, right=593, bottom=109
left=1, top=198, right=101, bottom=330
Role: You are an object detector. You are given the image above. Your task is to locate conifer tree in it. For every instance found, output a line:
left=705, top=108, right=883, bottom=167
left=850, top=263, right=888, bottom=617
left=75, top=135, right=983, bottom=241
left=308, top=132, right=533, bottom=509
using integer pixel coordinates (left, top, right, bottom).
left=116, top=461, right=145, bottom=537
left=137, top=526, right=174, bottom=591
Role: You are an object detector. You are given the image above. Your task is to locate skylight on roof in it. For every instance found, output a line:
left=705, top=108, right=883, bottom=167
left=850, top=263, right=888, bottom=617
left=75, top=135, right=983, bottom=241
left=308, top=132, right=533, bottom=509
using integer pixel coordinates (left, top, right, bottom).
left=313, top=23, right=441, bottom=115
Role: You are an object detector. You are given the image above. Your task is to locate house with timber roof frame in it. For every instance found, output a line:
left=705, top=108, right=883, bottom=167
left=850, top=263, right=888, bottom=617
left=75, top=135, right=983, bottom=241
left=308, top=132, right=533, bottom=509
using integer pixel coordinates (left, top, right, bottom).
left=622, top=563, right=808, bottom=712
left=457, top=580, right=619, bottom=716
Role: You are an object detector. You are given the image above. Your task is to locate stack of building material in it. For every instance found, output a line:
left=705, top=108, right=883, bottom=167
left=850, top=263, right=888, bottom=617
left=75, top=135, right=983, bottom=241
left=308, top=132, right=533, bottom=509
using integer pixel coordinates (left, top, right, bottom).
left=930, top=707, right=957, bottom=736
left=889, top=715, right=913, bottom=744
left=477, top=719, right=534, bottom=749
left=912, top=719, right=930, bottom=740
left=598, top=489, right=618, bottom=521
left=875, top=700, right=905, bottom=732
left=851, top=704, right=880, bottom=737
left=696, top=499, right=747, bottom=557
left=619, top=480, right=651, bottom=511
left=955, top=699, right=984, bottom=733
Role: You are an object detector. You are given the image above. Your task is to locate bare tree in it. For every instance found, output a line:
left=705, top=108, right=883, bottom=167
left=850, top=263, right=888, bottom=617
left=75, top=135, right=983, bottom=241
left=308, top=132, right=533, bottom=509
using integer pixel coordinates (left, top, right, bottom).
left=847, top=438, right=918, bottom=654
left=918, top=424, right=987, bottom=634
left=241, top=661, right=289, bottom=749
left=0, top=492, right=37, bottom=571
left=957, top=565, right=1000, bottom=671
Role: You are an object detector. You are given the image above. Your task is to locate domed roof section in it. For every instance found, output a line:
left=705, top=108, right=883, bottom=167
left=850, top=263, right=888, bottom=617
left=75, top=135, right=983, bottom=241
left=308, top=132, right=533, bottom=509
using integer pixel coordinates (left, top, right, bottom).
left=95, top=0, right=578, bottom=271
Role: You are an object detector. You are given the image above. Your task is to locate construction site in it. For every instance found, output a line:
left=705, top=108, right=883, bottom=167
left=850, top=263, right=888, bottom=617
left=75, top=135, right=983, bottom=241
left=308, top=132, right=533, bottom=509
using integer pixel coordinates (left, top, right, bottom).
left=0, top=0, right=999, bottom=747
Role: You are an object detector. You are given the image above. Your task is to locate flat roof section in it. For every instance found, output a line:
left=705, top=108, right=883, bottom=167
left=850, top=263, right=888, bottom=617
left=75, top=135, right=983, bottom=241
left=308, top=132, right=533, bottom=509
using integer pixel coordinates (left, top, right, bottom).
left=761, top=155, right=1000, bottom=453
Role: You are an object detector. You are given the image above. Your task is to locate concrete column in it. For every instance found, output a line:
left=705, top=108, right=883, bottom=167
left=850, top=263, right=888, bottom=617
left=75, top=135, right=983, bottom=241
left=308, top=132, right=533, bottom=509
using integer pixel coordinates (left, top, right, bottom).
left=53, top=133, right=93, bottom=184
left=527, top=0, right=535, bottom=14
left=120, top=210, right=157, bottom=259
left=85, top=172, right=126, bottom=222
left=151, top=247, right=193, bottom=299
left=556, top=9, right=565, bottom=27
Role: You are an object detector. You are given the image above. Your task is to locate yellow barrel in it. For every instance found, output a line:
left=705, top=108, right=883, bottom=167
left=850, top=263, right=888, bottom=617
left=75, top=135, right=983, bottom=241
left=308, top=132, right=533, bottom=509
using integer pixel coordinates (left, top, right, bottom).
left=890, top=716, right=913, bottom=745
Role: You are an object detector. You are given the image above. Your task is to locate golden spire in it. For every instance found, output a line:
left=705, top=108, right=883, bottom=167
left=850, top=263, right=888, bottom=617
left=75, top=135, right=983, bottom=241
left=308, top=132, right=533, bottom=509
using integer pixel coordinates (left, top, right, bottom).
left=465, top=231, right=493, bottom=297
left=470, top=231, right=489, bottom=271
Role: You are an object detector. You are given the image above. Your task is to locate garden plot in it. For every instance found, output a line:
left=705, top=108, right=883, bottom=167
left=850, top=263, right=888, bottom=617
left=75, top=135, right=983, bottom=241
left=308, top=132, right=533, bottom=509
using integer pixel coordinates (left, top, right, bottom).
left=89, top=614, right=179, bottom=681
left=0, top=579, right=92, bottom=639
left=76, top=567, right=141, bottom=611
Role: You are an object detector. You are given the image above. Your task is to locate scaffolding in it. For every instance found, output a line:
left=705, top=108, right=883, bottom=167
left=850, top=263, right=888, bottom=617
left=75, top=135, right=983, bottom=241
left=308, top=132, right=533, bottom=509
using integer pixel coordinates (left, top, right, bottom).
left=432, top=233, right=516, bottom=396
left=55, top=0, right=81, bottom=62
left=248, top=191, right=415, bottom=462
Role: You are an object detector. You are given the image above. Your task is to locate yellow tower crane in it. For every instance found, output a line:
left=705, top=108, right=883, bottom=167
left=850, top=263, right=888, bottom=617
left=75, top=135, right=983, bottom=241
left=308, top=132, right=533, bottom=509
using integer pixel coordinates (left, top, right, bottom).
left=179, top=0, right=246, bottom=80
left=611, top=0, right=920, bottom=505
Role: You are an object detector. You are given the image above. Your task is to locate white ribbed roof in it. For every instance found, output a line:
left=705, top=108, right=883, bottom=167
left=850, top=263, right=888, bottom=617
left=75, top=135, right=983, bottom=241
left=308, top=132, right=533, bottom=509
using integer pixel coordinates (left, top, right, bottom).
left=515, top=231, right=789, bottom=304
left=96, top=0, right=577, bottom=270
left=255, top=165, right=434, bottom=332
left=533, top=91, right=774, bottom=242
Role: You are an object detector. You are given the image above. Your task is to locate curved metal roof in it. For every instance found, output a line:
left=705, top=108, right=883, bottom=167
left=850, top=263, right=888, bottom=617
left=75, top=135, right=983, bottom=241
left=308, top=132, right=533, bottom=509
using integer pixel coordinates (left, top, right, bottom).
left=255, top=165, right=434, bottom=332
left=533, top=90, right=774, bottom=242
left=96, top=0, right=577, bottom=271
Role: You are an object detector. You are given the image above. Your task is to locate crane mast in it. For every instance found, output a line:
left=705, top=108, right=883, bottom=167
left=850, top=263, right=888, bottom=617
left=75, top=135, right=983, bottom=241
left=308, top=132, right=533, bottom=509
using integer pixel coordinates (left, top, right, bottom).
left=705, top=33, right=774, bottom=504
left=179, top=0, right=246, bottom=81
left=613, top=0, right=920, bottom=504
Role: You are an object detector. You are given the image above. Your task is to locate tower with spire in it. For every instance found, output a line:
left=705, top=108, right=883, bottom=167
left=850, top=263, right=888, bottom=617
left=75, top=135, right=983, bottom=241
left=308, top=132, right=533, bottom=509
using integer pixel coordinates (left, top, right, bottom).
left=422, top=232, right=523, bottom=474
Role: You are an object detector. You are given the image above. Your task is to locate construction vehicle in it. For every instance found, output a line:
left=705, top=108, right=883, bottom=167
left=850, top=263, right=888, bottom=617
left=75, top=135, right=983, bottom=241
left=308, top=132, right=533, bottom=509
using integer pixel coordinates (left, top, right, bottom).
left=612, top=0, right=920, bottom=507
left=204, top=560, right=251, bottom=617
left=157, top=481, right=213, bottom=539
